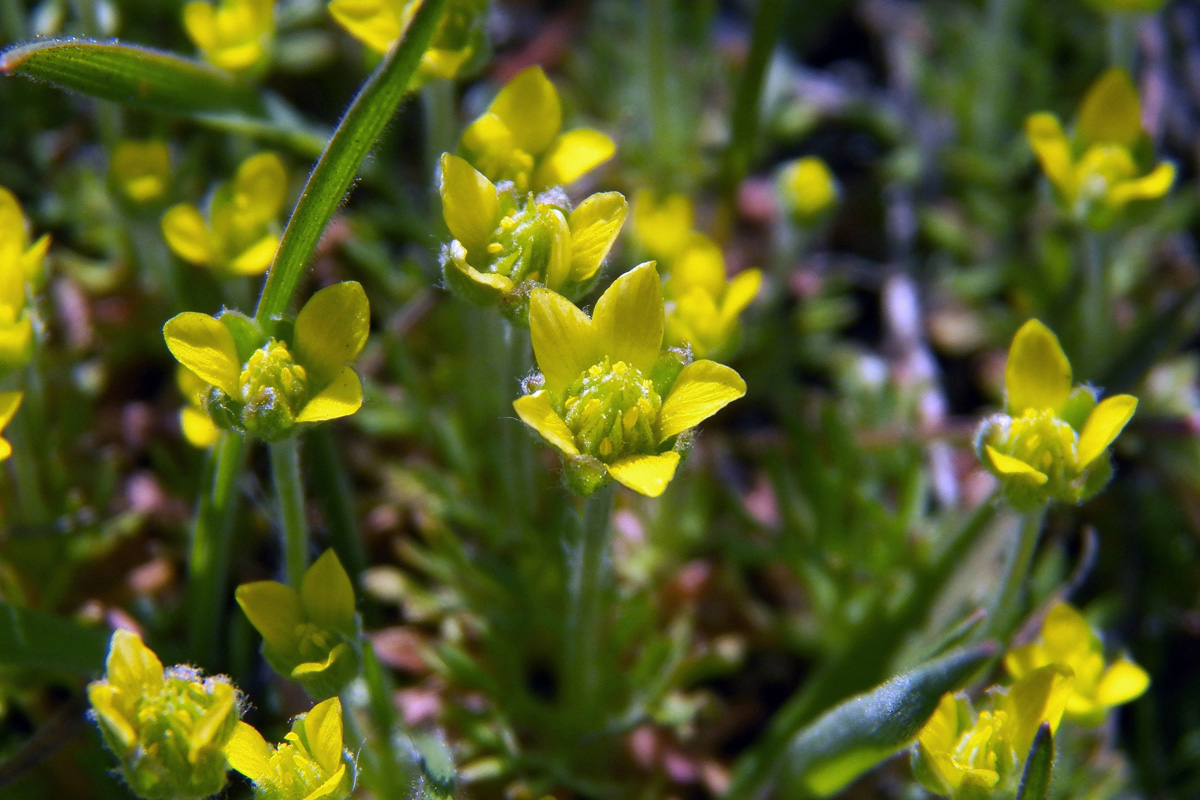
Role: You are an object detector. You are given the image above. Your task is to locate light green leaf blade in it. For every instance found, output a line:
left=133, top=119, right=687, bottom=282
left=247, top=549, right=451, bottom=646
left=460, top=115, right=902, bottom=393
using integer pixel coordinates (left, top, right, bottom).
left=0, top=602, right=110, bottom=675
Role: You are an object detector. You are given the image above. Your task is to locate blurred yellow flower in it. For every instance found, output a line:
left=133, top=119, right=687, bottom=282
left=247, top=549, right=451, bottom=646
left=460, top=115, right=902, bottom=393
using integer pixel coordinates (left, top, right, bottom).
left=439, top=153, right=626, bottom=323
left=630, top=189, right=694, bottom=263
left=184, top=0, right=275, bottom=73
left=0, top=187, right=48, bottom=376
left=1027, top=69, right=1174, bottom=227
left=162, top=152, right=287, bottom=277
left=164, top=282, right=369, bottom=441
left=236, top=550, right=361, bottom=699
left=663, top=235, right=760, bottom=360
left=1006, top=602, right=1149, bottom=725
left=460, top=65, right=616, bottom=192
left=88, top=629, right=241, bottom=800
left=110, top=140, right=172, bottom=205
left=327, top=0, right=487, bottom=81
left=226, top=697, right=354, bottom=800
left=514, top=263, right=745, bottom=497
left=913, top=665, right=1074, bottom=799
left=0, top=391, right=22, bottom=460
left=975, top=319, right=1137, bottom=510
left=777, top=156, right=839, bottom=225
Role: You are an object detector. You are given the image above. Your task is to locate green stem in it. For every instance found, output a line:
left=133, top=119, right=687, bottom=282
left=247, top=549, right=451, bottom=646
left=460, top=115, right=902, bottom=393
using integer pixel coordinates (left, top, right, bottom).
left=645, top=0, right=674, bottom=176
left=1076, top=230, right=1108, bottom=377
left=7, top=395, right=47, bottom=526
left=270, top=436, right=309, bottom=588
left=306, top=427, right=367, bottom=595
left=563, top=483, right=617, bottom=716
left=187, top=432, right=248, bottom=666
left=721, top=0, right=784, bottom=202
left=987, top=509, right=1046, bottom=643
left=343, top=644, right=414, bottom=799
left=254, top=0, right=448, bottom=324
left=1106, top=12, right=1136, bottom=72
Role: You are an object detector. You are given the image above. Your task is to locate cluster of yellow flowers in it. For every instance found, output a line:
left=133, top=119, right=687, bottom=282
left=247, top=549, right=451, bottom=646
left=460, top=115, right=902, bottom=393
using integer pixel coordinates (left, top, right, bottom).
left=89, top=628, right=355, bottom=800
left=914, top=602, right=1149, bottom=799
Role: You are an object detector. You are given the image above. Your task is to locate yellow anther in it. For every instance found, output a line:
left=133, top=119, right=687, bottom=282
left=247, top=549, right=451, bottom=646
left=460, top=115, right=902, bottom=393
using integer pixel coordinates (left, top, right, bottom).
left=500, top=215, right=518, bottom=231
left=638, top=397, right=654, bottom=417
left=623, top=406, right=640, bottom=432
left=581, top=399, right=601, bottom=420
left=565, top=396, right=579, bottom=410
left=598, top=438, right=613, bottom=457
left=487, top=242, right=504, bottom=255
left=612, top=361, right=628, bottom=375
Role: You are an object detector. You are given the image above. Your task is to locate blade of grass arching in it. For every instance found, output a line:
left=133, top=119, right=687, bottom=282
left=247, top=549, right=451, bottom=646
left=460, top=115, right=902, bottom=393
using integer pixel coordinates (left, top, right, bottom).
left=0, top=602, right=110, bottom=674
left=254, top=0, right=449, bottom=324
left=720, top=0, right=784, bottom=207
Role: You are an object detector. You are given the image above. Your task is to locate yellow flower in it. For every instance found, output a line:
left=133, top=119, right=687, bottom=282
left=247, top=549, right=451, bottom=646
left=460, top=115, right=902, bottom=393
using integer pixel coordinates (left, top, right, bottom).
left=184, top=0, right=275, bottom=73
left=178, top=366, right=221, bottom=448
left=0, top=391, right=22, bottom=460
left=226, top=697, right=355, bottom=800
left=663, top=235, right=761, bottom=360
left=236, top=550, right=361, bottom=699
left=439, top=153, right=626, bottom=323
left=327, top=0, right=487, bottom=81
left=1027, top=69, right=1174, bottom=227
left=163, top=281, right=369, bottom=441
left=110, top=140, right=172, bottom=205
left=630, top=189, right=695, bottom=263
left=0, top=187, right=49, bottom=376
left=460, top=65, right=616, bottom=193
left=913, top=665, right=1074, bottom=799
left=514, top=262, right=746, bottom=497
left=975, top=319, right=1137, bottom=510
left=1006, top=602, right=1149, bottom=725
left=777, top=156, right=839, bottom=225
left=88, top=629, right=241, bottom=800
left=0, top=186, right=49, bottom=291
left=162, top=152, right=288, bottom=277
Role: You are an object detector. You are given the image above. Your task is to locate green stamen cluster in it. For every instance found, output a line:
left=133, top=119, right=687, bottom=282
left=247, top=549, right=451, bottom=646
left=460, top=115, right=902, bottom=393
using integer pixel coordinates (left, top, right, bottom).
left=233, top=340, right=309, bottom=439
left=560, top=358, right=662, bottom=462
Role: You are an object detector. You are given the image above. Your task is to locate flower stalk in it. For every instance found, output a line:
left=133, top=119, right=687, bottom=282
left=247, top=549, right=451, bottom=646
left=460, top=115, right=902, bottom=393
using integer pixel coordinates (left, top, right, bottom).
left=270, top=436, right=309, bottom=588
left=564, top=482, right=617, bottom=715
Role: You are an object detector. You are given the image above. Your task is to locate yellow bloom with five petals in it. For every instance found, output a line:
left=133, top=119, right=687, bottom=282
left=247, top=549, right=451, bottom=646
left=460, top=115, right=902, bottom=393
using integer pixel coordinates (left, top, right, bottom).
left=514, top=262, right=746, bottom=497
left=663, top=234, right=761, bottom=360
left=460, top=65, right=616, bottom=193
left=1027, top=69, right=1174, bottom=227
left=226, top=697, right=355, bottom=800
left=184, top=0, right=275, bottom=73
left=110, top=140, right=172, bottom=205
left=1006, top=601, right=1149, bottom=725
left=327, top=0, right=487, bottom=81
left=629, top=189, right=695, bottom=264
left=162, top=152, right=288, bottom=277
left=163, top=282, right=369, bottom=441
left=975, top=319, right=1137, bottom=510
left=236, top=549, right=361, bottom=700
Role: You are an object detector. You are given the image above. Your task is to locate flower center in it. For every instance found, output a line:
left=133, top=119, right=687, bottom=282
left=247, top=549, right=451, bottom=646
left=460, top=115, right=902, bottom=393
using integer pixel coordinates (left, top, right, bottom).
left=1006, top=411, right=1079, bottom=478
left=240, top=340, right=308, bottom=411
left=561, top=358, right=662, bottom=462
left=484, top=201, right=567, bottom=287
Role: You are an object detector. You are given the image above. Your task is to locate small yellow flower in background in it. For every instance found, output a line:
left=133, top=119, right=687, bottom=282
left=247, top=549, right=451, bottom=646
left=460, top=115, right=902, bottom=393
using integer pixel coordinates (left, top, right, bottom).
left=110, top=140, right=172, bottom=205
left=1027, top=69, right=1174, bottom=228
left=184, top=0, right=275, bottom=73
left=0, top=391, right=23, bottom=460
left=0, top=187, right=49, bottom=376
left=236, top=549, right=361, bottom=699
left=912, top=665, right=1074, bottom=799
left=164, top=281, right=369, bottom=441
left=328, top=0, right=488, bottom=81
left=439, top=153, right=626, bottom=324
left=663, top=235, right=761, bottom=360
left=777, top=156, right=839, bottom=225
left=975, top=319, right=1137, bottom=510
left=162, top=152, right=288, bottom=277
left=88, top=629, right=241, bottom=800
left=1006, top=602, right=1149, bottom=725
left=178, top=367, right=220, bottom=448
left=460, top=65, right=616, bottom=193
left=630, top=189, right=695, bottom=264
left=226, top=697, right=355, bottom=800
left=514, top=262, right=746, bottom=497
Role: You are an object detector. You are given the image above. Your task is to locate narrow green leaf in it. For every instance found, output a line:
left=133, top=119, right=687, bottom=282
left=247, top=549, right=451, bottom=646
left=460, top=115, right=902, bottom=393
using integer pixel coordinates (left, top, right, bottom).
left=1015, top=723, right=1054, bottom=800
left=411, top=730, right=456, bottom=800
left=254, top=0, right=449, bottom=324
left=779, top=644, right=996, bottom=798
left=0, top=602, right=110, bottom=675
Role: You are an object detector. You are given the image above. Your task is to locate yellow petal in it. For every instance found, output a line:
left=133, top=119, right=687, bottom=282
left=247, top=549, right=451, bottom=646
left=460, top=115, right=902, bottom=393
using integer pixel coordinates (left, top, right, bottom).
left=513, top=391, right=579, bottom=455
left=917, top=693, right=960, bottom=754
left=592, top=262, right=663, bottom=375
left=1109, top=161, right=1175, bottom=206
left=985, top=445, right=1049, bottom=485
left=1093, top=657, right=1150, bottom=707
left=632, top=189, right=693, bottom=260
left=296, top=366, right=363, bottom=422
left=328, top=0, right=403, bottom=53
left=606, top=452, right=681, bottom=497
left=106, top=629, right=164, bottom=694
left=234, top=153, right=288, bottom=221
left=723, top=269, right=762, bottom=318
left=163, top=312, right=242, bottom=396
left=1077, top=394, right=1137, bottom=467
left=1005, top=319, right=1072, bottom=414
left=0, top=187, right=27, bottom=248
left=670, top=235, right=727, bottom=298
left=460, top=112, right=515, bottom=169
left=88, top=682, right=137, bottom=752
left=529, top=287, right=596, bottom=394
left=292, top=641, right=348, bottom=677
left=236, top=580, right=305, bottom=653
left=567, top=192, right=627, bottom=283
left=1077, top=69, right=1143, bottom=149
left=307, top=765, right=348, bottom=800
left=0, top=391, right=22, bottom=430
left=21, top=233, right=51, bottom=289
left=162, top=204, right=215, bottom=265
left=183, top=1, right=218, bottom=51
left=1004, top=642, right=1045, bottom=680
left=0, top=437, right=11, bottom=461
left=181, top=406, right=219, bottom=448
left=657, top=359, right=746, bottom=441
left=440, top=154, right=500, bottom=255
left=0, top=317, right=34, bottom=372
left=1040, top=602, right=1096, bottom=661
left=300, top=549, right=357, bottom=635
left=541, top=206, right=573, bottom=293
left=189, top=681, right=235, bottom=758
left=1005, top=664, right=1075, bottom=756
left=488, top=65, right=561, bottom=156
left=300, top=697, right=345, bottom=773
left=1026, top=113, right=1075, bottom=199
left=230, top=233, right=278, bottom=275
left=533, top=128, right=616, bottom=190
left=293, top=281, right=370, bottom=388
left=225, top=721, right=274, bottom=781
